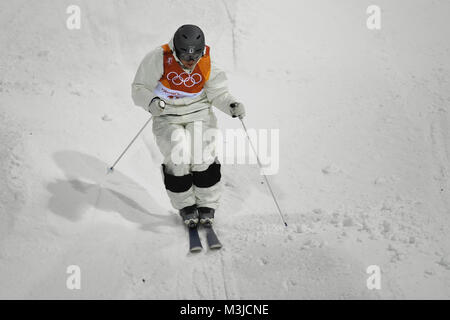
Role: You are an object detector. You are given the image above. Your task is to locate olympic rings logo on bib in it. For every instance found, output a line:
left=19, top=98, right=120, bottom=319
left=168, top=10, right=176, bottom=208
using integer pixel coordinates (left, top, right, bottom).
left=167, top=71, right=202, bottom=88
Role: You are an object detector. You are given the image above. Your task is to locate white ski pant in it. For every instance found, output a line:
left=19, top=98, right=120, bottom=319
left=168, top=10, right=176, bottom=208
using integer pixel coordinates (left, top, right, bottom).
left=152, top=110, right=222, bottom=210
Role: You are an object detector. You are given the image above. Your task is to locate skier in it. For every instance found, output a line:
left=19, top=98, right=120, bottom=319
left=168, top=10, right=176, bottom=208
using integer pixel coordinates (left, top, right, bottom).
left=131, top=25, right=245, bottom=234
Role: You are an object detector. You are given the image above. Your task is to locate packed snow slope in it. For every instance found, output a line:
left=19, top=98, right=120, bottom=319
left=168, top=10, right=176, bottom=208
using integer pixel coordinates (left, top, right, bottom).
left=1, top=0, right=450, bottom=299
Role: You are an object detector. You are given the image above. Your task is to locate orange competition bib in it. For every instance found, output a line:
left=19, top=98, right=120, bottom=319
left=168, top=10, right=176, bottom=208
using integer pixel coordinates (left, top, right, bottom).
left=154, top=44, right=211, bottom=100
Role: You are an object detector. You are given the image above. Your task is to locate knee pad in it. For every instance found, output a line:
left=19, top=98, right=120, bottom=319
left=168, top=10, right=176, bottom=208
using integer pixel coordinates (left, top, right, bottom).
left=161, top=164, right=193, bottom=193
left=192, top=161, right=221, bottom=188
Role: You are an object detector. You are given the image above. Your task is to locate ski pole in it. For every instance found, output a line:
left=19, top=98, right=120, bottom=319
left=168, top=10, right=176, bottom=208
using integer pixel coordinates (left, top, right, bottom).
left=108, top=115, right=153, bottom=173
left=237, top=115, right=288, bottom=227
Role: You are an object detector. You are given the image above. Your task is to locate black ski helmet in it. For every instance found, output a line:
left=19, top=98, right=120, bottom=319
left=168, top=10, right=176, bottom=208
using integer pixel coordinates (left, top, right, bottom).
left=173, top=24, right=205, bottom=61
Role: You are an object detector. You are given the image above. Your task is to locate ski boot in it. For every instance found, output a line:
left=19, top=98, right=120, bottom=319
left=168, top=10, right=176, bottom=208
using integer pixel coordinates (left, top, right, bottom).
left=180, top=204, right=199, bottom=228
left=198, top=207, right=215, bottom=227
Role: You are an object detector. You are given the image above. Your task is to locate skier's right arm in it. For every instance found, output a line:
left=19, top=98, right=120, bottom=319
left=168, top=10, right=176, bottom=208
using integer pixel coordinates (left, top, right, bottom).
left=131, top=47, right=164, bottom=111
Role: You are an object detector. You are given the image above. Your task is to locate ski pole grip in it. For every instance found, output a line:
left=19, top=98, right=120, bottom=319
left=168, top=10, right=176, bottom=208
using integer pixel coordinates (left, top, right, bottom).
left=230, top=102, right=238, bottom=118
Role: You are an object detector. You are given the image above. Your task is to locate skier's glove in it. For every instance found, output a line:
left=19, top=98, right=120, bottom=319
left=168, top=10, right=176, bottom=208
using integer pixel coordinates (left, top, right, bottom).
left=230, top=102, right=246, bottom=119
left=147, top=97, right=166, bottom=116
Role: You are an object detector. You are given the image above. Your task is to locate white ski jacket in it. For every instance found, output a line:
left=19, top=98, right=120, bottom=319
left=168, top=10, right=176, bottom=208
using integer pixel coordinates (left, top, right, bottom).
left=132, top=38, right=236, bottom=123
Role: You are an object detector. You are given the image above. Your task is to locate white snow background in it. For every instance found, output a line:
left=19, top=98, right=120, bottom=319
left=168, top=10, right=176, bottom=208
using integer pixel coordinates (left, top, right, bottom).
left=1, top=0, right=450, bottom=299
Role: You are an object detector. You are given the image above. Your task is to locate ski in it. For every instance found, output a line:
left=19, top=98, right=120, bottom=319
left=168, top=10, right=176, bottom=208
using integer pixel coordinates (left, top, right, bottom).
left=204, top=225, right=222, bottom=249
left=188, top=226, right=203, bottom=252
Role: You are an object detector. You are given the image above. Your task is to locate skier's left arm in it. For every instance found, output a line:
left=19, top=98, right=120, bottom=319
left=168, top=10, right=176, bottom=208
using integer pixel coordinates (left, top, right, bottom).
left=204, top=62, right=246, bottom=119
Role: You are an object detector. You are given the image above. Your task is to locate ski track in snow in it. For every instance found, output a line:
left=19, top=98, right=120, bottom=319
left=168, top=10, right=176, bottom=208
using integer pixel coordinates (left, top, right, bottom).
left=1, top=0, right=450, bottom=299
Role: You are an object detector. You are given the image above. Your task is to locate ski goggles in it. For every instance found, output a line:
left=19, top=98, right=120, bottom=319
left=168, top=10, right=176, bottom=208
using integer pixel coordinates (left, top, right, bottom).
left=177, top=50, right=203, bottom=62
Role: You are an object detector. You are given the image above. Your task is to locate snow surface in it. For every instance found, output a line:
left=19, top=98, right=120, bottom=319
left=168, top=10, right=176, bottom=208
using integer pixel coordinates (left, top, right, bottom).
left=1, top=0, right=450, bottom=299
